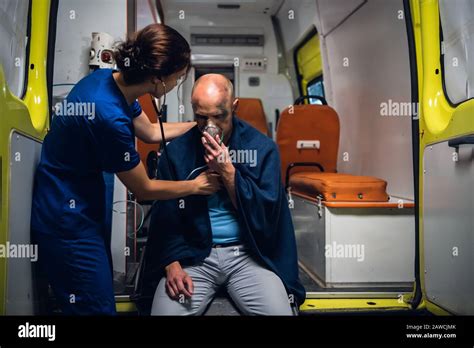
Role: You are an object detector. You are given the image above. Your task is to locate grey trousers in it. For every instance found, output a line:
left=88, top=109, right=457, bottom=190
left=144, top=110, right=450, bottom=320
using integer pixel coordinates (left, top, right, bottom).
left=151, top=245, right=294, bottom=316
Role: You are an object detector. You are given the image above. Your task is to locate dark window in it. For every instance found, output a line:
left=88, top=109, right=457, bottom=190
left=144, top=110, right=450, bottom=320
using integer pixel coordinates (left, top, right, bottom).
left=307, top=76, right=325, bottom=105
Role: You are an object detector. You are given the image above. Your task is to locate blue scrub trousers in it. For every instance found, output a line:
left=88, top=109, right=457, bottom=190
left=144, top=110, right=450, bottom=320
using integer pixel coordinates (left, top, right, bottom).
left=34, top=231, right=116, bottom=315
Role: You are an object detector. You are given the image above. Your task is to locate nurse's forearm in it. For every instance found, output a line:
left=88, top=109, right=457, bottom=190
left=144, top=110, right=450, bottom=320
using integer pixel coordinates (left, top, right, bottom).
left=139, top=179, right=197, bottom=200
left=152, top=122, right=196, bottom=142
left=118, top=162, right=219, bottom=201
left=134, top=112, right=196, bottom=144
left=117, top=162, right=196, bottom=201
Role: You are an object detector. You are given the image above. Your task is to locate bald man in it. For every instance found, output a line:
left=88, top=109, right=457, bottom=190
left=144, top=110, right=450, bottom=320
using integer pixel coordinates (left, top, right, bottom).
left=145, top=74, right=305, bottom=315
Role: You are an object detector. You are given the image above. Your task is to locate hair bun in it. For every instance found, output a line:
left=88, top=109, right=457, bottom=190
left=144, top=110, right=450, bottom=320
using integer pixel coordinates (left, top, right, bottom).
left=114, top=24, right=191, bottom=85
left=115, top=39, right=144, bottom=71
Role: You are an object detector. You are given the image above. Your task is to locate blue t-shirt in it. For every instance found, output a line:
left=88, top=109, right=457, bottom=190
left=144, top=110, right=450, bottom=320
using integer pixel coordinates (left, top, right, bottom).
left=207, top=190, right=241, bottom=244
left=31, top=69, right=142, bottom=238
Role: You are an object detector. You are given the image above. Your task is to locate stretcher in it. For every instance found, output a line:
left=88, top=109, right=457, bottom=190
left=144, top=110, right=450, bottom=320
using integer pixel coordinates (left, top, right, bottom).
left=277, top=97, right=415, bottom=288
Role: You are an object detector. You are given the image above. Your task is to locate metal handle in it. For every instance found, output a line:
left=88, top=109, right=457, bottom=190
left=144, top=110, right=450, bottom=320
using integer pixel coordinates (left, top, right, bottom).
left=448, top=135, right=474, bottom=149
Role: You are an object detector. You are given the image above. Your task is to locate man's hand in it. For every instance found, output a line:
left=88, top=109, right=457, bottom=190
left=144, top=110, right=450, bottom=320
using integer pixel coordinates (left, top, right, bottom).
left=201, top=132, right=234, bottom=176
left=164, top=261, right=194, bottom=300
left=201, top=132, right=237, bottom=208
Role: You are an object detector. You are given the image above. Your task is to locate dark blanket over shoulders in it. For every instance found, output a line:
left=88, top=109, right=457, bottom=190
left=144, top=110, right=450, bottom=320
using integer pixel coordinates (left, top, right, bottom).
left=141, top=116, right=305, bottom=306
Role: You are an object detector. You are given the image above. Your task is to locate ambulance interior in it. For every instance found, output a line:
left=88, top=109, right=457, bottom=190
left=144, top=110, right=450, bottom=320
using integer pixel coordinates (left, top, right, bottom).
left=3, top=0, right=473, bottom=316
left=112, top=0, right=416, bottom=314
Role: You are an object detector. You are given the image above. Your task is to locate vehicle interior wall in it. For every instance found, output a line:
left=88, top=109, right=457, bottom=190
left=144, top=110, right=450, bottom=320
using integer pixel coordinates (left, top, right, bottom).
left=52, top=0, right=127, bottom=102
left=285, top=0, right=415, bottom=201
left=160, top=0, right=294, bottom=136
left=319, top=0, right=414, bottom=201
left=275, top=0, right=319, bottom=100
left=136, top=0, right=162, bottom=29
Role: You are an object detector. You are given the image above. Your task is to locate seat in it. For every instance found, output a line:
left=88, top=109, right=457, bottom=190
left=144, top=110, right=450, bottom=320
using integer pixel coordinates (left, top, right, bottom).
left=276, top=97, right=339, bottom=186
left=276, top=96, right=389, bottom=202
left=235, top=98, right=269, bottom=136
left=203, top=289, right=241, bottom=316
left=137, top=94, right=161, bottom=176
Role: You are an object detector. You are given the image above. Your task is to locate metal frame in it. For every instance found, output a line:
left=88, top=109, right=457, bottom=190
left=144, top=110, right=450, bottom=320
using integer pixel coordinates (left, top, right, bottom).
left=293, top=26, right=318, bottom=98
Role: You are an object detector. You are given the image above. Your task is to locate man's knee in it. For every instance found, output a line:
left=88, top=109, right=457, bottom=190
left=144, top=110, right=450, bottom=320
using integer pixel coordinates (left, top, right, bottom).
left=228, top=265, right=294, bottom=316
left=256, top=290, right=295, bottom=316
left=241, top=285, right=294, bottom=316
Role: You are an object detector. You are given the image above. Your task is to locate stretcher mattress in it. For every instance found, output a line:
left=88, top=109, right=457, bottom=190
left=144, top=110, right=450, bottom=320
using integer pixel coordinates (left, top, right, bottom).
left=289, top=172, right=389, bottom=202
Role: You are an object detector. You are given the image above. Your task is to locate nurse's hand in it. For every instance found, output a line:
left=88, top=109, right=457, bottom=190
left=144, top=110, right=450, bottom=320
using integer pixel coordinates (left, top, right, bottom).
left=192, top=170, right=221, bottom=195
left=165, top=261, right=194, bottom=299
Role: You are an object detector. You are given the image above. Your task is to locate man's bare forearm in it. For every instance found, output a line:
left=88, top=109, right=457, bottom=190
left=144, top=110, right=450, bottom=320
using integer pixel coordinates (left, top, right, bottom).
left=221, top=165, right=237, bottom=209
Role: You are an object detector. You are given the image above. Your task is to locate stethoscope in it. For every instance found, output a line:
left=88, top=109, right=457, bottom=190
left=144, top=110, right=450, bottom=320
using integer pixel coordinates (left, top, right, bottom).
left=120, top=80, right=174, bottom=239
left=132, top=79, right=225, bottom=237
left=150, top=79, right=176, bottom=180
left=148, top=78, right=221, bottom=181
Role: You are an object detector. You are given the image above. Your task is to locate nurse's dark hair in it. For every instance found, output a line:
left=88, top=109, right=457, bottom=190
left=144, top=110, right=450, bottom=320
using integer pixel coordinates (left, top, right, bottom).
left=114, top=24, right=191, bottom=85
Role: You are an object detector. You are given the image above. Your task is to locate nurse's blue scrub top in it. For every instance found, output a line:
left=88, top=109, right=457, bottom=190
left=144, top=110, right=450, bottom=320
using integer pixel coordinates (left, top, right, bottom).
left=31, top=69, right=141, bottom=238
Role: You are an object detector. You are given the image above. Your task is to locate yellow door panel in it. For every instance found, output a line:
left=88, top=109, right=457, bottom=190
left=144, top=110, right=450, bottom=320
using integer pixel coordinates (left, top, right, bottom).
left=412, top=0, right=474, bottom=315
left=0, top=0, right=51, bottom=315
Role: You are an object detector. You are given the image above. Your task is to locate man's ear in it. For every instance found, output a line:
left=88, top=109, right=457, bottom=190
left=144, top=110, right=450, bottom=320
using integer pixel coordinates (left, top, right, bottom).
left=150, top=76, right=159, bottom=85
left=151, top=75, right=166, bottom=87
left=232, top=98, right=239, bottom=112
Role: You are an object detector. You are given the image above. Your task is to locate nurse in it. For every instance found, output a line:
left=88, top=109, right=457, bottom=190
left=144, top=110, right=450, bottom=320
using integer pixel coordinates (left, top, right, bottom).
left=30, top=24, right=219, bottom=315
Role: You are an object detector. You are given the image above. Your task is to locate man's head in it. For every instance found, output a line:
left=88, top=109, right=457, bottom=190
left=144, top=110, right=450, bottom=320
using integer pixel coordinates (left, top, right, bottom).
left=191, top=74, right=238, bottom=144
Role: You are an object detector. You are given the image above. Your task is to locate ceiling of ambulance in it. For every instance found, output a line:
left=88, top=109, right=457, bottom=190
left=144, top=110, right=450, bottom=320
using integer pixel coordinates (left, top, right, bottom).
left=160, top=0, right=284, bottom=16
